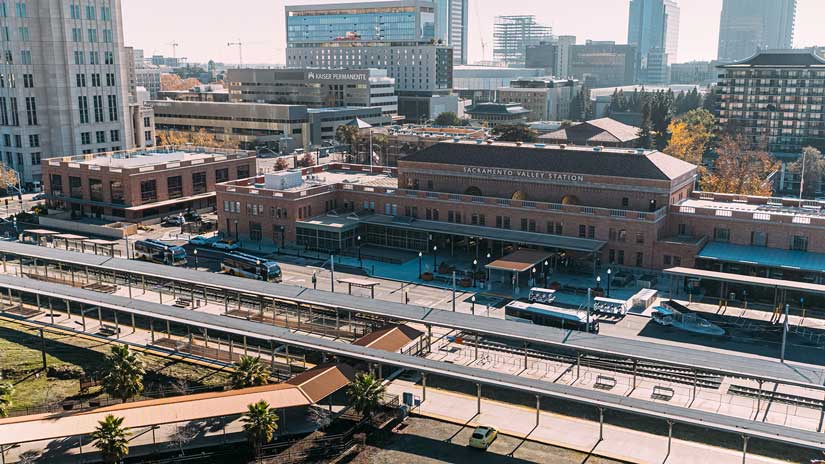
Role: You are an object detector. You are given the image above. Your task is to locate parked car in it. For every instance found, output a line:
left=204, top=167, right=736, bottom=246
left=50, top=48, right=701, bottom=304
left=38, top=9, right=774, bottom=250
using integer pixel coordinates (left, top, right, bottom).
left=162, top=215, right=186, bottom=227
left=189, top=235, right=217, bottom=247
left=32, top=193, right=47, bottom=201
left=212, top=239, right=240, bottom=251
left=468, top=425, right=498, bottom=450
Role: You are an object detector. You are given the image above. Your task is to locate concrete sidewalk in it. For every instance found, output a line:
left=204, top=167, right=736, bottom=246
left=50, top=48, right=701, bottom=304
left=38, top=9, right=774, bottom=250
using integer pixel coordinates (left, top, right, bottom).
left=386, top=379, right=791, bottom=464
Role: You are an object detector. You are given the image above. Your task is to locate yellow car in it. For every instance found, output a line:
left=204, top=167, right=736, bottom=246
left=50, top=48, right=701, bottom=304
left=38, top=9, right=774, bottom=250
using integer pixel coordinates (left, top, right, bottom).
left=468, top=425, right=498, bottom=450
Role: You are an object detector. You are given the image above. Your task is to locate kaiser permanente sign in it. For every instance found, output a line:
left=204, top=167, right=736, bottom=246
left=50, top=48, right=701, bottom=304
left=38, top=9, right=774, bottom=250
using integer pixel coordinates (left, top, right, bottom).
left=462, top=166, right=585, bottom=183
left=306, top=71, right=369, bottom=82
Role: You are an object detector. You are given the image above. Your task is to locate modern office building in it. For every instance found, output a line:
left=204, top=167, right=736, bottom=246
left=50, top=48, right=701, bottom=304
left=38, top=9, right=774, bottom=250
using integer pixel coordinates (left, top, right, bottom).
left=0, top=0, right=134, bottom=188
left=465, top=102, right=530, bottom=126
left=498, top=78, right=582, bottom=121
left=568, top=41, right=638, bottom=88
left=627, top=0, right=680, bottom=84
left=227, top=68, right=398, bottom=118
left=149, top=100, right=388, bottom=152
left=215, top=140, right=825, bottom=284
left=285, top=1, right=454, bottom=122
left=135, top=66, right=163, bottom=100
left=453, top=65, right=545, bottom=103
left=129, top=104, right=155, bottom=149
left=434, top=0, right=468, bottom=65
left=525, top=42, right=556, bottom=75
left=157, top=84, right=231, bottom=103
left=670, top=61, right=718, bottom=85
left=43, top=146, right=255, bottom=221
left=717, top=0, right=796, bottom=63
left=716, top=50, right=825, bottom=158
left=493, top=16, right=553, bottom=68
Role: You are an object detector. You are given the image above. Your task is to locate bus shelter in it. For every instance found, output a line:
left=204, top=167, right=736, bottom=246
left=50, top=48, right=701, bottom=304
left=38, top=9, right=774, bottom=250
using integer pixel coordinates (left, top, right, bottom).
left=336, top=277, right=380, bottom=298
left=52, top=234, right=88, bottom=252
left=19, top=229, right=58, bottom=246
left=486, top=249, right=554, bottom=297
left=82, top=238, right=119, bottom=257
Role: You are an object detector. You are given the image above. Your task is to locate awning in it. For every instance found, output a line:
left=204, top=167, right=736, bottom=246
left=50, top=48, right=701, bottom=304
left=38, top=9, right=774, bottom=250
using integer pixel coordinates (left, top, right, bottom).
left=336, top=277, right=380, bottom=288
left=21, top=229, right=58, bottom=236
left=353, top=324, right=424, bottom=352
left=486, top=249, right=552, bottom=273
left=53, top=234, right=88, bottom=241
left=285, top=363, right=355, bottom=404
left=360, top=215, right=605, bottom=253
left=664, top=267, right=825, bottom=296
left=697, top=242, right=825, bottom=273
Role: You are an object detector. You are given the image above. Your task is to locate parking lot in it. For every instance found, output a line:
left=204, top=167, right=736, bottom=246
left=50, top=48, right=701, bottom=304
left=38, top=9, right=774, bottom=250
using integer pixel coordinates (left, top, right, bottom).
left=362, top=417, right=625, bottom=464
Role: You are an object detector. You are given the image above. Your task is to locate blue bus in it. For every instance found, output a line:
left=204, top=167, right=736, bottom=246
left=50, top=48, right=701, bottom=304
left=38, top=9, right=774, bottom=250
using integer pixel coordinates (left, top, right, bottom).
left=221, top=251, right=282, bottom=282
left=133, top=239, right=187, bottom=266
left=505, top=300, right=599, bottom=334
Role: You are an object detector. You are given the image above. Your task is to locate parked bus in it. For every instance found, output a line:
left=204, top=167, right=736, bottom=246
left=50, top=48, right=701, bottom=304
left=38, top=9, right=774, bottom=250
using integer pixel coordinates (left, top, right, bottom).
left=133, top=239, right=187, bottom=266
left=505, top=300, right=599, bottom=333
left=221, top=251, right=282, bottom=282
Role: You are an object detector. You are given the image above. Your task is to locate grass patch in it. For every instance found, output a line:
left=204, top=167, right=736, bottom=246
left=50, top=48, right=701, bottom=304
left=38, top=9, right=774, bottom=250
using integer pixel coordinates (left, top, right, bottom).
left=0, top=317, right=231, bottom=411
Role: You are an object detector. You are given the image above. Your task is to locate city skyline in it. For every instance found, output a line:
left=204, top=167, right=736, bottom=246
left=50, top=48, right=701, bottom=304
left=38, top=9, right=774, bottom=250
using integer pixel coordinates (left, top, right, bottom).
left=123, top=0, right=824, bottom=66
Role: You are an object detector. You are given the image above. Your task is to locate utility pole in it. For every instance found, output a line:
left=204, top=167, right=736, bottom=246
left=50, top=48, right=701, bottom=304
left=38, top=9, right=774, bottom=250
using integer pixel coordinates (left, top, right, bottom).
left=227, top=40, right=243, bottom=67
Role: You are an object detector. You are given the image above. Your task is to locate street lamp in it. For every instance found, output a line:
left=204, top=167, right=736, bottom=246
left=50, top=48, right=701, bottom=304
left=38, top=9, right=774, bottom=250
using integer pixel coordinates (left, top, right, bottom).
left=472, top=259, right=478, bottom=286
left=193, top=248, right=198, bottom=269
left=418, top=251, right=423, bottom=278
left=531, top=267, right=536, bottom=287
left=471, top=295, right=476, bottom=315
left=606, top=268, right=612, bottom=297
left=544, top=260, right=549, bottom=288
left=357, top=235, right=362, bottom=262
left=596, top=275, right=601, bottom=290
left=486, top=252, right=491, bottom=282
left=433, top=245, right=438, bottom=270
left=234, top=220, right=239, bottom=241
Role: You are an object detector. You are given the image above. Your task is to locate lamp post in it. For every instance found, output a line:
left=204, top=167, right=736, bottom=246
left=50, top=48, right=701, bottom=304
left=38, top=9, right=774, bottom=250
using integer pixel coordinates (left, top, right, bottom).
left=433, top=245, right=438, bottom=270
left=596, top=275, right=601, bottom=291
left=418, top=251, right=423, bottom=279
left=606, top=268, right=612, bottom=298
left=193, top=249, right=198, bottom=269
left=531, top=267, right=536, bottom=287
left=486, top=252, right=492, bottom=283
left=472, top=259, right=478, bottom=287
left=544, top=260, right=549, bottom=288
left=234, top=220, right=239, bottom=241
left=357, top=235, right=362, bottom=263
left=471, top=295, right=476, bottom=315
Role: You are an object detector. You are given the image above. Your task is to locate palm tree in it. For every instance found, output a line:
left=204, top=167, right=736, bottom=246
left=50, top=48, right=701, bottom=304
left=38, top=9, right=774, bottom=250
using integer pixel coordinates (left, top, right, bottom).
left=231, top=355, right=270, bottom=389
left=346, top=372, right=385, bottom=419
left=102, top=344, right=145, bottom=402
left=241, top=400, right=279, bottom=454
left=90, top=414, right=130, bottom=464
left=0, top=383, right=14, bottom=417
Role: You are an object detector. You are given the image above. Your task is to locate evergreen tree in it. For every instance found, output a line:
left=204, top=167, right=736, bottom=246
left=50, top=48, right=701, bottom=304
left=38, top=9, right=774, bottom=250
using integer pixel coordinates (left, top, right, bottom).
left=90, top=415, right=131, bottom=464
left=231, top=355, right=271, bottom=389
left=102, top=345, right=145, bottom=403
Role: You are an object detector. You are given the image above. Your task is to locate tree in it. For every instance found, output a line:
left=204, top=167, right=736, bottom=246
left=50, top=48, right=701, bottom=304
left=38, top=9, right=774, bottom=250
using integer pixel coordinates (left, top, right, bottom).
left=296, top=152, right=315, bottom=168
left=160, top=73, right=202, bottom=91
left=335, top=124, right=359, bottom=151
left=371, top=133, right=389, bottom=165
left=102, top=344, right=145, bottom=403
left=90, top=415, right=131, bottom=464
left=241, top=400, right=279, bottom=453
left=636, top=102, right=654, bottom=149
left=664, top=108, right=716, bottom=165
left=0, top=383, right=13, bottom=417
left=568, top=88, right=592, bottom=121
left=346, top=372, right=385, bottom=419
left=491, top=124, right=537, bottom=143
left=787, top=146, right=825, bottom=198
left=700, top=134, right=778, bottom=196
left=169, top=423, right=199, bottom=456
left=274, top=157, right=289, bottom=171
left=434, top=111, right=461, bottom=127
left=156, top=129, right=232, bottom=149
left=308, top=405, right=333, bottom=431
left=231, top=355, right=270, bottom=389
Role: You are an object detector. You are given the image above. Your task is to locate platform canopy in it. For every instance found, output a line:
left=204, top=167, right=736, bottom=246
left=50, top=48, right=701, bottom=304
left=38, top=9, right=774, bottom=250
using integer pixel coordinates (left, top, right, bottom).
left=486, top=249, right=552, bottom=273
left=697, top=242, right=825, bottom=274
left=664, top=267, right=825, bottom=296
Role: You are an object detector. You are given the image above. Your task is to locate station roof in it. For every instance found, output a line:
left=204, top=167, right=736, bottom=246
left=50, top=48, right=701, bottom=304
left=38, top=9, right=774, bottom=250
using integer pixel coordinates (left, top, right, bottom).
left=1, top=275, right=824, bottom=450
left=352, top=324, right=423, bottom=352
left=402, top=141, right=696, bottom=181
left=486, top=249, right=552, bottom=273
left=697, top=241, right=825, bottom=273
left=664, top=267, right=825, bottom=296
left=360, top=214, right=605, bottom=253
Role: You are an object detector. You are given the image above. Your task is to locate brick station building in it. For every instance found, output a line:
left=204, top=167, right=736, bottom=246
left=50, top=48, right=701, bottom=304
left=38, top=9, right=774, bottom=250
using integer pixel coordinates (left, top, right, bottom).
left=43, top=146, right=256, bottom=221
left=216, top=140, right=825, bottom=285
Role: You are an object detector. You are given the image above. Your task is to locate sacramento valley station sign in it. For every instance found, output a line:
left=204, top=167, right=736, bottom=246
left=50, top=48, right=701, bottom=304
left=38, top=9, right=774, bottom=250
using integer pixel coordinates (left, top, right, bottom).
left=461, top=166, right=585, bottom=183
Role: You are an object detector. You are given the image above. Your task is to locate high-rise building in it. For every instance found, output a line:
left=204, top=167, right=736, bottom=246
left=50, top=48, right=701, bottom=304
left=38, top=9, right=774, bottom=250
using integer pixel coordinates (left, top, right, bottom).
left=716, top=50, right=825, bottom=157
left=717, top=0, right=796, bottom=63
left=568, top=41, right=638, bottom=88
left=0, top=0, right=133, bottom=187
left=627, top=0, right=680, bottom=83
left=285, top=1, right=455, bottom=122
left=498, top=78, right=581, bottom=121
left=434, top=0, right=468, bottom=65
left=493, top=15, right=553, bottom=67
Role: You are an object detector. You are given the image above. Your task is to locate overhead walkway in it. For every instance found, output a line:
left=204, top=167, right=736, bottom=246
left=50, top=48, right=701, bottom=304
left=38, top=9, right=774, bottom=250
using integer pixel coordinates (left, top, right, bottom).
left=2, top=242, right=824, bottom=391
left=0, top=276, right=824, bottom=451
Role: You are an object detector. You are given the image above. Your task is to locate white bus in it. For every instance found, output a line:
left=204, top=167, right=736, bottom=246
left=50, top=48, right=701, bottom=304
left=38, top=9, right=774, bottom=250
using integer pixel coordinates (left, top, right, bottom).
left=221, top=251, right=282, bottom=282
left=505, top=300, right=599, bottom=333
left=133, top=239, right=187, bottom=266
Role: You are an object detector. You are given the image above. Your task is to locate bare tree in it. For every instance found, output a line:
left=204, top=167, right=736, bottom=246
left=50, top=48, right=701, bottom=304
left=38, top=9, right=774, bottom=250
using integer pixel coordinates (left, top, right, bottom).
left=168, top=423, right=199, bottom=456
left=308, top=405, right=333, bottom=431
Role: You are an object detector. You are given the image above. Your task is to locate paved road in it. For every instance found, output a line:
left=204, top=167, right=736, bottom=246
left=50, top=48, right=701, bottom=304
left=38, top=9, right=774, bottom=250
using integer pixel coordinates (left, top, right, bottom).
left=364, top=416, right=624, bottom=464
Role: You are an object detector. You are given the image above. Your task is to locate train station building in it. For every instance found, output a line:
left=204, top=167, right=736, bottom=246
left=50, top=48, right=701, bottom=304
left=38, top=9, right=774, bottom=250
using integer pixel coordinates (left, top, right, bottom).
left=215, top=140, right=825, bottom=284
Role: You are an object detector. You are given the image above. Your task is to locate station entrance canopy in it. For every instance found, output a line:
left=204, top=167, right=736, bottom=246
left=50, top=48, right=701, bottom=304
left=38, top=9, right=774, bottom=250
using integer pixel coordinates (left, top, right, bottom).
left=486, top=249, right=552, bottom=273
left=360, top=215, right=605, bottom=253
left=664, top=267, right=825, bottom=296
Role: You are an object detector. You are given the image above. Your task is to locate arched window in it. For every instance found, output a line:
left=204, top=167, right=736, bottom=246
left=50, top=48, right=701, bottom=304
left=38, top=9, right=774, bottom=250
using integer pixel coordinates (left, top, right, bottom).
left=561, top=195, right=580, bottom=205
left=511, top=190, right=527, bottom=201
left=465, top=186, right=482, bottom=196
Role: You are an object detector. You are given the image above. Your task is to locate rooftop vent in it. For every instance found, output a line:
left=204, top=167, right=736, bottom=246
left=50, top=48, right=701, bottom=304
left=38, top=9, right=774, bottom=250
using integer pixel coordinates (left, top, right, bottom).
left=636, top=148, right=645, bottom=155
left=593, top=146, right=602, bottom=152
left=534, top=143, right=546, bottom=148
left=453, top=137, right=461, bottom=142
left=559, top=144, right=566, bottom=149
left=486, top=140, right=493, bottom=144
left=475, top=139, right=483, bottom=144
left=515, top=141, right=523, bottom=146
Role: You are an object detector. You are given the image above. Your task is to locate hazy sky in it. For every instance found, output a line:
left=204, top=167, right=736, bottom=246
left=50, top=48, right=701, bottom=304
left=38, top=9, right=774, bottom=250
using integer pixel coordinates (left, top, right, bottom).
left=123, top=0, right=825, bottom=65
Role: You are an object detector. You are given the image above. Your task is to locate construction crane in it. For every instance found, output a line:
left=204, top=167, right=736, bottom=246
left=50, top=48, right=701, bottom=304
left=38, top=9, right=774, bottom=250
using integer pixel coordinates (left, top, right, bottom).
left=227, top=40, right=243, bottom=67
left=166, top=42, right=180, bottom=58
